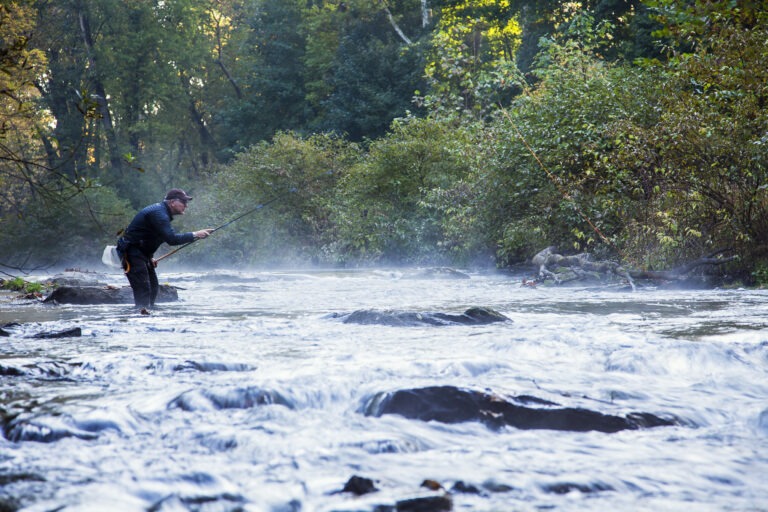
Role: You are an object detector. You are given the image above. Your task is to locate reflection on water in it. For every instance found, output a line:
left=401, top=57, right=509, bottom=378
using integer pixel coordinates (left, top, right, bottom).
left=1, top=268, right=767, bottom=511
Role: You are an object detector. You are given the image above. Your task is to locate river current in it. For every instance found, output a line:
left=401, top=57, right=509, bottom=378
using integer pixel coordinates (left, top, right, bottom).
left=1, top=268, right=766, bottom=511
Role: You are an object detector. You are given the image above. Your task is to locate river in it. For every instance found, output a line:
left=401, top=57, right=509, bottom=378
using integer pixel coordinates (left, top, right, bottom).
left=1, top=268, right=766, bottom=511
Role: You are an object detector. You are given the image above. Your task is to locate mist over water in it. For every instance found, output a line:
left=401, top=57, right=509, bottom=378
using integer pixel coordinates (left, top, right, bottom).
left=1, top=268, right=767, bottom=511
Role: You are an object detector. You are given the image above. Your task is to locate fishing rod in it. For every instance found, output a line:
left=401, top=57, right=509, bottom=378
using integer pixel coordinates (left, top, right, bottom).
left=154, top=188, right=296, bottom=264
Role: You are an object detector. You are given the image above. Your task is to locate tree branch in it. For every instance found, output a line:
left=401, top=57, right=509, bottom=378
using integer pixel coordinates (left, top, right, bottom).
left=383, top=5, right=412, bottom=45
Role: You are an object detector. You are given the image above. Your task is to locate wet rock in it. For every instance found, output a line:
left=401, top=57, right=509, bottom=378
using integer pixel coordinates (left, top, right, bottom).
left=334, top=475, right=378, bottom=496
left=43, top=284, right=178, bottom=305
left=30, top=327, right=82, bottom=339
left=168, top=387, right=293, bottom=411
left=337, top=307, right=510, bottom=327
left=0, top=472, right=45, bottom=486
left=0, top=365, right=25, bottom=376
left=47, top=270, right=109, bottom=287
left=0, top=323, right=20, bottom=337
left=420, top=479, right=444, bottom=491
left=0, top=498, right=20, bottom=512
left=396, top=495, right=452, bottom=512
left=362, top=385, right=678, bottom=433
left=411, top=268, right=471, bottom=280
left=172, top=360, right=255, bottom=373
left=479, top=480, right=515, bottom=493
left=542, top=481, right=614, bottom=494
left=4, top=414, right=100, bottom=443
left=450, top=481, right=481, bottom=494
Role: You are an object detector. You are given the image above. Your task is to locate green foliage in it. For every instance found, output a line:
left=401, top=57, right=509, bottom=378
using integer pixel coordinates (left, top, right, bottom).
left=330, top=116, right=475, bottom=264
left=1, top=0, right=766, bottom=279
left=466, top=12, right=638, bottom=264
left=0, top=182, right=131, bottom=268
left=751, top=261, right=768, bottom=288
left=191, top=132, right=357, bottom=266
left=595, top=3, right=768, bottom=269
left=1, top=277, right=43, bottom=294
left=317, top=10, right=427, bottom=140
left=421, top=0, right=524, bottom=119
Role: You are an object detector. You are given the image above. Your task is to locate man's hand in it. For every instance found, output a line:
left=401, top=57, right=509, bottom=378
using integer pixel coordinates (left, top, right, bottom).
left=194, top=228, right=214, bottom=240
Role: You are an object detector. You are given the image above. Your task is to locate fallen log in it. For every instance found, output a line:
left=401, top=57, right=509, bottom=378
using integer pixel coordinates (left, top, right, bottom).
left=628, top=254, right=737, bottom=280
left=530, top=246, right=736, bottom=289
left=532, top=246, right=636, bottom=290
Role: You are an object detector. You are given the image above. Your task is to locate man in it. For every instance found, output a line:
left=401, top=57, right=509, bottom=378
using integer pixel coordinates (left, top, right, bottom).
left=117, top=188, right=213, bottom=312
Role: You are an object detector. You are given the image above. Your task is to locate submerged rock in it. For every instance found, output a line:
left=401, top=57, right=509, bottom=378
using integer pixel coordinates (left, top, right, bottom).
left=332, top=475, right=378, bottom=496
left=30, top=327, right=82, bottom=339
left=362, top=385, right=678, bottom=433
left=3, top=414, right=100, bottom=443
left=43, top=285, right=178, bottom=305
left=542, top=481, right=614, bottom=494
left=168, top=387, right=293, bottom=411
left=411, top=267, right=471, bottom=280
left=396, top=494, right=453, bottom=512
left=336, top=307, right=510, bottom=327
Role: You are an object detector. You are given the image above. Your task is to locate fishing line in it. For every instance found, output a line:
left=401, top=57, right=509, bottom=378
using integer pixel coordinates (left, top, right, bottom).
left=103, top=172, right=335, bottom=270
left=154, top=187, right=297, bottom=264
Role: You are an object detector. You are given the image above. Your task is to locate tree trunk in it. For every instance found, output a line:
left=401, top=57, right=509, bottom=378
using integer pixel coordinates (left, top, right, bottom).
left=77, top=5, right=122, bottom=174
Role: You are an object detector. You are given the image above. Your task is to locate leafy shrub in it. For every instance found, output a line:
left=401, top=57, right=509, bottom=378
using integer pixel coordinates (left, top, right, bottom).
left=1, top=277, right=43, bottom=294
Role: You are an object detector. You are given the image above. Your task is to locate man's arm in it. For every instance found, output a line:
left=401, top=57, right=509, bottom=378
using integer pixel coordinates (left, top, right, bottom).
left=149, top=208, right=195, bottom=246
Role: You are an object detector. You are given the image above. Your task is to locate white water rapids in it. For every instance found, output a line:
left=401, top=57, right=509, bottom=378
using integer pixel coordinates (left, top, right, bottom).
left=1, top=268, right=767, bottom=511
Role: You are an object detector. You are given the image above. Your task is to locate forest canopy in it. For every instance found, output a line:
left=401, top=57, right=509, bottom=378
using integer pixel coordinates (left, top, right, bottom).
left=1, top=0, right=766, bottom=283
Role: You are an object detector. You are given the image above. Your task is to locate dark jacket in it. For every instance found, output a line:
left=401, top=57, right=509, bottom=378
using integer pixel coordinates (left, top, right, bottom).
left=119, top=201, right=195, bottom=257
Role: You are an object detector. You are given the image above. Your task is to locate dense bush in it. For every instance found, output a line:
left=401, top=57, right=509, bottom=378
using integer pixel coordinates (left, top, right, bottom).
left=0, top=184, right=130, bottom=268
left=185, top=132, right=355, bottom=267
left=329, top=116, right=478, bottom=265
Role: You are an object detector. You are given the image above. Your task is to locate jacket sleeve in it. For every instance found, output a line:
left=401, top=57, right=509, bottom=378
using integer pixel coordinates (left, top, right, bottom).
left=149, top=208, right=195, bottom=246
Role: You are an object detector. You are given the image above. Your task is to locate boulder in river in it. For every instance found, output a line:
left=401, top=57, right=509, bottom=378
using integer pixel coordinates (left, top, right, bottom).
left=167, top=386, right=293, bottom=412
left=43, top=285, right=179, bottom=305
left=30, top=327, right=82, bottom=339
left=3, top=414, right=101, bottom=443
left=331, top=475, right=379, bottom=496
left=362, top=385, right=678, bottom=433
left=335, top=307, right=509, bottom=326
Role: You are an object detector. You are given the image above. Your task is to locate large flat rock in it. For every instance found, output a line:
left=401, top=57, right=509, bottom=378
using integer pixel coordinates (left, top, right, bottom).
left=43, top=285, right=179, bottom=305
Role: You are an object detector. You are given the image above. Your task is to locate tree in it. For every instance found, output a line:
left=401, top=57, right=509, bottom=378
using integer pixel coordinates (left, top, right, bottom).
left=318, top=8, right=427, bottom=140
left=0, top=1, right=49, bottom=212
left=599, top=1, right=768, bottom=272
left=192, top=132, right=354, bottom=266
left=466, top=11, right=657, bottom=265
left=421, top=0, right=523, bottom=118
left=331, top=116, right=474, bottom=264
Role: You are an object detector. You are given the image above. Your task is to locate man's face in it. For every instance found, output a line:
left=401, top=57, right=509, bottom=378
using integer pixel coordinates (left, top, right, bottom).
left=169, top=198, right=187, bottom=215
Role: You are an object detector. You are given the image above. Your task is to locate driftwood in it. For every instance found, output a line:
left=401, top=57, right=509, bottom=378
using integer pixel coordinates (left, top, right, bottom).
left=627, top=253, right=738, bottom=280
left=531, top=246, right=737, bottom=290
